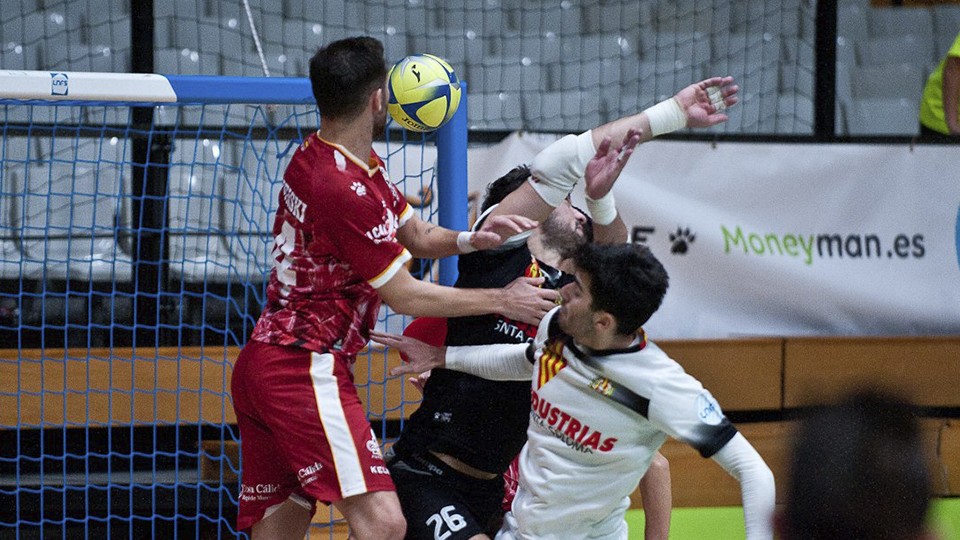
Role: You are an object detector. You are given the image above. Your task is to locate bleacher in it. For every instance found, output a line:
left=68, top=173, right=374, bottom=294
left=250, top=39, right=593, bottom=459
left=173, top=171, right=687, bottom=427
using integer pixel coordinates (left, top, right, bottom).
left=3, top=0, right=957, bottom=135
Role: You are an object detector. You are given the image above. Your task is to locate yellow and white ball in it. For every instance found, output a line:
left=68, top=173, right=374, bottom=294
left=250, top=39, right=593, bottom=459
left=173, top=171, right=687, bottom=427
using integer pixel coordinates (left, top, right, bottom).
left=387, top=54, right=462, bottom=132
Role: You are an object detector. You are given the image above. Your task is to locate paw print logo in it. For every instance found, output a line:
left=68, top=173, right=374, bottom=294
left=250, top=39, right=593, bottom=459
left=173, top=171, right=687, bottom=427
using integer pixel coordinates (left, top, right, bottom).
left=669, top=227, right=695, bottom=254
left=350, top=181, right=366, bottom=197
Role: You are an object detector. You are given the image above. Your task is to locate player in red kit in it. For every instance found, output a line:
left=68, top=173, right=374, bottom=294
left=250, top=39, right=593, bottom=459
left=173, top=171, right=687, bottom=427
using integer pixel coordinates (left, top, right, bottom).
left=230, top=37, right=558, bottom=540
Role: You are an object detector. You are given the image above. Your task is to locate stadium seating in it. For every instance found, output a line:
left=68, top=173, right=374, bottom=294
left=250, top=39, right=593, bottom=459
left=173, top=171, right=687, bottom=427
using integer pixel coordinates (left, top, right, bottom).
left=469, top=90, right=524, bottom=131
left=858, top=34, right=935, bottom=70
left=166, top=141, right=236, bottom=285
left=219, top=139, right=282, bottom=285
left=848, top=97, right=921, bottom=136
left=523, top=89, right=602, bottom=133
left=775, top=92, right=814, bottom=134
left=934, top=5, right=960, bottom=51
left=852, top=63, right=926, bottom=101
left=530, top=1, right=585, bottom=36
left=2, top=0, right=943, bottom=136
left=0, top=168, right=39, bottom=281
left=866, top=6, right=934, bottom=38
left=467, top=57, right=545, bottom=94
left=837, top=3, right=869, bottom=43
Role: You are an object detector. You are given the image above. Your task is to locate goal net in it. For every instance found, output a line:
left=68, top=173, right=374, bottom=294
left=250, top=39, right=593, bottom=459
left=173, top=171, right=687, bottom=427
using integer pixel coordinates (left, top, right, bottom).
left=0, top=71, right=460, bottom=538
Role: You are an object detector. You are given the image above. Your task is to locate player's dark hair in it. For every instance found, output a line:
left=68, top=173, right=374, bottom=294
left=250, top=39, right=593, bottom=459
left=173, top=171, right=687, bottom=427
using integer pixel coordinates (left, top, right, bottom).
left=309, top=36, right=387, bottom=120
left=481, top=165, right=531, bottom=212
left=781, top=390, right=931, bottom=540
left=571, top=243, right=668, bottom=335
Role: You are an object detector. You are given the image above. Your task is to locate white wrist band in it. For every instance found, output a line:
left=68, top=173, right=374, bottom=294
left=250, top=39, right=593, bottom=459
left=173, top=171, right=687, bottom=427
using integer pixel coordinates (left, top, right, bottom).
left=456, top=231, right=477, bottom=253
left=644, top=97, right=686, bottom=137
left=585, top=191, right=618, bottom=226
left=707, top=85, right=727, bottom=112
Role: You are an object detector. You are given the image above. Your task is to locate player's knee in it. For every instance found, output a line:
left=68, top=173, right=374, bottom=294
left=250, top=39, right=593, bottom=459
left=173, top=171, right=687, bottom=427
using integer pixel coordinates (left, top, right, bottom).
left=351, top=512, right=405, bottom=540
left=340, top=492, right=407, bottom=540
left=361, top=503, right=405, bottom=540
left=378, top=508, right=406, bottom=540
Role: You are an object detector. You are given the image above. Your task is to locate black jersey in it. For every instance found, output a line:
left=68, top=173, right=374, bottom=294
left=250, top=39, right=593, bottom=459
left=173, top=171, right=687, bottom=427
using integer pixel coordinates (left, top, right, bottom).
left=392, top=240, right=564, bottom=474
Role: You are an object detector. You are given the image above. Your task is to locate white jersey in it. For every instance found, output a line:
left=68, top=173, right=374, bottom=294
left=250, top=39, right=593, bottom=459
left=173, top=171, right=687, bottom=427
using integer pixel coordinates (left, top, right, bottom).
left=501, top=309, right=737, bottom=540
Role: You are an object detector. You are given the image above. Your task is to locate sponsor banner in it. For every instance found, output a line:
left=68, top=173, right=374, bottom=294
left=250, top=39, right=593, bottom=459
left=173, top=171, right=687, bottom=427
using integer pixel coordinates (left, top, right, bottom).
left=468, top=135, right=960, bottom=338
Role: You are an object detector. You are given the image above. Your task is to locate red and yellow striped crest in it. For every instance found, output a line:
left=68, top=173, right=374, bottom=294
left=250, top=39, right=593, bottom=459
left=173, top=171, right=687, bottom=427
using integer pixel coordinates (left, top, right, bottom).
left=537, top=339, right=566, bottom=389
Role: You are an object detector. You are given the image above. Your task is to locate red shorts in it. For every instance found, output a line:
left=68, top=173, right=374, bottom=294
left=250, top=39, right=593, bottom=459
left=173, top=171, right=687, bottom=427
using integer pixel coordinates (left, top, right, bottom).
left=231, top=340, right=395, bottom=531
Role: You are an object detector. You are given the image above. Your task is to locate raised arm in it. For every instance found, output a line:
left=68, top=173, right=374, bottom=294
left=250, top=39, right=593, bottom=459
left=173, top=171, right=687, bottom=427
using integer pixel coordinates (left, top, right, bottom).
left=710, top=433, right=776, bottom=540
left=594, top=76, right=739, bottom=146
left=582, top=130, right=640, bottom=244
left=491, top=77, right=738, bottom=222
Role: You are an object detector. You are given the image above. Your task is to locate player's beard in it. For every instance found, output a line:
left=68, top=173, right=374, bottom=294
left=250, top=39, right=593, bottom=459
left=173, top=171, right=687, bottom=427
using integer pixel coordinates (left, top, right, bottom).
left=540, top=212, right=586, bottom=259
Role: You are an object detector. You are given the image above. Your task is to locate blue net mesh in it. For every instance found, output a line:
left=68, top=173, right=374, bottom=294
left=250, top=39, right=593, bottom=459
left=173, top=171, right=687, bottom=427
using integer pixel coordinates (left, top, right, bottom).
left=0, top=95, right=440, bottom=538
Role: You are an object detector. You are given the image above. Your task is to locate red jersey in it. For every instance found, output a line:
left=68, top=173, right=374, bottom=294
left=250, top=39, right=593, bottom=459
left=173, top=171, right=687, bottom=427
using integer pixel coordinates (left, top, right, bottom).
left=250, top=133, right=413, bottom=357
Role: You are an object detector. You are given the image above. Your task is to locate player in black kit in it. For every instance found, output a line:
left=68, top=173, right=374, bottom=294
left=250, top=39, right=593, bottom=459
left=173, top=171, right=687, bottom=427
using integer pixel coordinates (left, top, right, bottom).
left=386, top=76, right=740, bottom=540
left=387, top=142, right=676, bottom=540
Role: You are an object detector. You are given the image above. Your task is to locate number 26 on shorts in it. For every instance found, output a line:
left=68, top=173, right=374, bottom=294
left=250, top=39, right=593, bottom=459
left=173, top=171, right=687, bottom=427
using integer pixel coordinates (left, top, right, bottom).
left=425, top=505, right=467, bottom=540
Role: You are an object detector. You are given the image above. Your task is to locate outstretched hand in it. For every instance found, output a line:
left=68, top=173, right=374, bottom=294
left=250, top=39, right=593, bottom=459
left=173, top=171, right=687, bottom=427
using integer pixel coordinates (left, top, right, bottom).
left=584, top=128, right=641, bottom=200
left=499, top=276, right=560, bottom=325
left=370, top=330, right=446, bottom=377
left=470, top=214, right=539, bottom=251
left=674, top=76, right=739, bottom=128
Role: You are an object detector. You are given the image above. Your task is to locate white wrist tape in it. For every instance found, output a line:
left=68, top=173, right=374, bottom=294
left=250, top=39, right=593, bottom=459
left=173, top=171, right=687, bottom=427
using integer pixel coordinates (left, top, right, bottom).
left=529, top=130, right=597, bottom=207
left=707, top=85, right=727, bottom=112
left=585, top=191, right=618, bottom=226
left=644, top=97, right=686, bottom=137
left=456, top=231, right=477, bottom=253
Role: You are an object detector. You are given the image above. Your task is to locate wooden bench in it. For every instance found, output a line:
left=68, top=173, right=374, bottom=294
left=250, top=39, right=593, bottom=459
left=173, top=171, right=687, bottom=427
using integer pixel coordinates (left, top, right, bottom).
left=5, top=336, right=960, bottom=509
left=782, top=336, right=960, bottom=408
left=653, top=337, right=960, bottom=506
left=638, top=419, right=960, bottom=509
left=0, top=346, right=414, bottom=426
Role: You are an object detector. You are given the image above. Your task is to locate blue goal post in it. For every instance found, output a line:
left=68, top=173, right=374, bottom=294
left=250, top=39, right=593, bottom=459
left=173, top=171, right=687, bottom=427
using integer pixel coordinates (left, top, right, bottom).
left=0, top=70, right=468, bottom=539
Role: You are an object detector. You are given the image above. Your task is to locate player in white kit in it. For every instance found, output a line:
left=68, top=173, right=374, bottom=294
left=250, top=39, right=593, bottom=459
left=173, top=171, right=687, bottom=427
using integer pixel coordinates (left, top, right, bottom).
left=374, top=242, right=776, bottom=540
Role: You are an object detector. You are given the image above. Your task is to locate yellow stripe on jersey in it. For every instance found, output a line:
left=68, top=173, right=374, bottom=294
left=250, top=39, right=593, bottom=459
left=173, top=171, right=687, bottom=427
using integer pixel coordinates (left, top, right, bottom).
left=537, top=339, right=567, bottom=389
left=397, top=200, right=415, bottom=227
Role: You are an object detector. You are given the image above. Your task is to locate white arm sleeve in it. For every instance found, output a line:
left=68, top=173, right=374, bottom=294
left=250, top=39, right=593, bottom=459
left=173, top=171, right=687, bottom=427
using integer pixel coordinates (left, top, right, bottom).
left=528, top=130, right=596, bottom=207
left=710, top=433, right=776, bottom=540
left=445, top=343, right=533, bottom=381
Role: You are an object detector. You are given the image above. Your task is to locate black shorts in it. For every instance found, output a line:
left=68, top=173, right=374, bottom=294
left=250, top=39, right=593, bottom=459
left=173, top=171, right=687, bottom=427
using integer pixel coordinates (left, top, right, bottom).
left=387, top=451, right=505, bottom=540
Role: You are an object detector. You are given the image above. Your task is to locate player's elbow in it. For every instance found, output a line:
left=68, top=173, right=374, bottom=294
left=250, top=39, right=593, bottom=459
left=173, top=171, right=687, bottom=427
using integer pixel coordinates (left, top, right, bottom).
left=649, top=452, right=670, bottom=477
left=376, top=271, right=428, bottom=317
left=746, top=460, right=776, bottom=499
left=759, top=461, right=775, bottom=490
left=379, top=292, right=419, bottom=317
